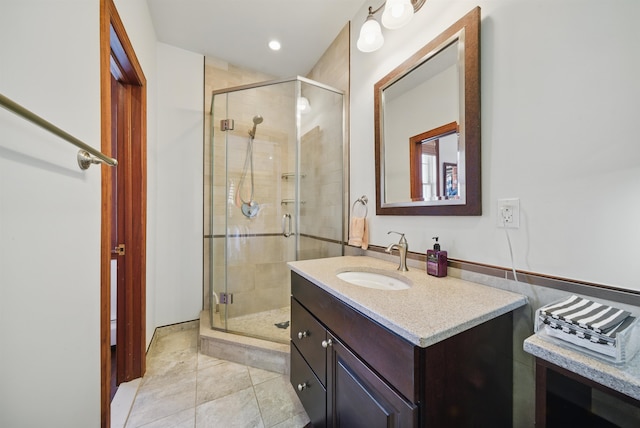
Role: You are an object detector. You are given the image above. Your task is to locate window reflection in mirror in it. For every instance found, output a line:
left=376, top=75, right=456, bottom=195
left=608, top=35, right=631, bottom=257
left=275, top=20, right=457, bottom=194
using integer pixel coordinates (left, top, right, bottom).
left=409, top=122, right=458, bottom=202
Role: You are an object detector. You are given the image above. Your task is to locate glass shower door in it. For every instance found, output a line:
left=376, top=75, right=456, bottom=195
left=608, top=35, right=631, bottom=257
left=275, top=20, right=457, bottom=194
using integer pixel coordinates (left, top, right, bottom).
left=207, top=77, right=344, bottom=344
left=210, top=81, right=298, bottom=343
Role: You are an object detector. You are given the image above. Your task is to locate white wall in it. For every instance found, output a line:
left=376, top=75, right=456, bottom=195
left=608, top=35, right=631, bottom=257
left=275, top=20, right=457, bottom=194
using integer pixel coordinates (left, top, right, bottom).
left=115, top=2, right=204, bottom=338
left=0, top=1, right=164, bottom=424
left=350, top=0, right=640, bottom=290
left=0, top=1, right=101, bottom=426
left=155, top=42, right=204, bottom=326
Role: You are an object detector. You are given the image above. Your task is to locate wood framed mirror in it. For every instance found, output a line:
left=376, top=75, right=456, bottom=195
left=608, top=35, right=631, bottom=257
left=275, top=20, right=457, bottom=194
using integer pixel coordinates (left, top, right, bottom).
left=375, top=7, right=481, bottom=215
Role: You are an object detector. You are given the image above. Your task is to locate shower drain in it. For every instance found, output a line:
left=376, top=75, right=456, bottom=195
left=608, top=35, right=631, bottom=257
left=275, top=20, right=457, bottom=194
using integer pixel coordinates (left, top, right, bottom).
left=274, top=321, right=290, bottom=329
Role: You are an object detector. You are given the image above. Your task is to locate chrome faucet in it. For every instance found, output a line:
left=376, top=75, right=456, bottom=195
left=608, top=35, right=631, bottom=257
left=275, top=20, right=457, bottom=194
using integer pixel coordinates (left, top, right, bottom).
left=385, top=231, right=409, bottom=271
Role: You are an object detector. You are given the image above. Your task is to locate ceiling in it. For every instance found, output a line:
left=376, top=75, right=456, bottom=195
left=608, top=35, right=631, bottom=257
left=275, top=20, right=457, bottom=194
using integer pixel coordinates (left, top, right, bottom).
left=146, top=0, right=367, bottom=78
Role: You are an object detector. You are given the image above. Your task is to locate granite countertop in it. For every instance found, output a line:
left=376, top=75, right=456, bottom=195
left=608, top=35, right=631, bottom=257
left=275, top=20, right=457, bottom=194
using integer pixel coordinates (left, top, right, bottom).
left=524, top=334, right=640, bottom=401
left=288, top=255, right=527, bottom=348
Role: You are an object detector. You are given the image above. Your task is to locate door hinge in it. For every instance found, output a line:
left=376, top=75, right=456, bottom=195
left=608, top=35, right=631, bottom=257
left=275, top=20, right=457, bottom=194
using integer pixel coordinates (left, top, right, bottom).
left=220, top=119, right=234, bottom=131
left=220, top=292, right=233, bottom=304
left=114, top=244, right=125, bottom=256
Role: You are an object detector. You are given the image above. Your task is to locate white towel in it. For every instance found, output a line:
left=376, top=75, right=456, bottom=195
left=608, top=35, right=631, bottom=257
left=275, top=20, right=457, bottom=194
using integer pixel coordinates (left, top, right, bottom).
left=348, top=216, right=368, bottom=250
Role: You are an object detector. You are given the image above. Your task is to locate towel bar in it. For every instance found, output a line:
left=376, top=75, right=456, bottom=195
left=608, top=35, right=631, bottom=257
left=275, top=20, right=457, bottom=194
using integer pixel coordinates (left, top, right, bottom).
left=351, top=195, right=368, bottom=218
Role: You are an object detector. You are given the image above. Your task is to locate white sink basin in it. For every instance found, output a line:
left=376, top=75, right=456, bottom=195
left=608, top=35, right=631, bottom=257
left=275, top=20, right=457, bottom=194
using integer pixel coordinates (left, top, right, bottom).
left=336, top=271, right=411, bottom=290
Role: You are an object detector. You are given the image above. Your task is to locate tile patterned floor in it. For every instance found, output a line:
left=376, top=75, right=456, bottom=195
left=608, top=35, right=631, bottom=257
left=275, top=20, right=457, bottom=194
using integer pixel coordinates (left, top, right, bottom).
left=119, top=323, right=309, bottom=428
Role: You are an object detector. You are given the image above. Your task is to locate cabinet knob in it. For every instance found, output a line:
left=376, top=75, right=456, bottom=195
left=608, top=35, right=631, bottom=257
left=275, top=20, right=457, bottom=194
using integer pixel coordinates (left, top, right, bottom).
left=321, top=339, right=333, bottom=348
left=297, top=331, right=309, bottom=340
left=297, top=382, right=308, bottom=391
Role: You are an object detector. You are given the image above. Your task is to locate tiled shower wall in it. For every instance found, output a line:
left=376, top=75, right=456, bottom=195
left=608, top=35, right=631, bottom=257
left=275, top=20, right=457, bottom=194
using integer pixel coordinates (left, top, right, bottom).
left=298, top=86, right=345, bottom=261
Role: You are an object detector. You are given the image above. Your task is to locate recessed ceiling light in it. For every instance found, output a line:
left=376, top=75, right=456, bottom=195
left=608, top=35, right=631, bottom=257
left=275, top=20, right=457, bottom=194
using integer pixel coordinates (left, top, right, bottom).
left=268, top=40, right=281, bottom=51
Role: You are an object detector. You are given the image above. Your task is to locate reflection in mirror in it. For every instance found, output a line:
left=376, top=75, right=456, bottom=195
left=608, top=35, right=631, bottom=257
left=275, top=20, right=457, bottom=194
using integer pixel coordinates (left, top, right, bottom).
left=408, top=122, right=459, bottom=202
left=385, top=41, right=459, bottom=204
left=375, top=7, right=481, bottom=215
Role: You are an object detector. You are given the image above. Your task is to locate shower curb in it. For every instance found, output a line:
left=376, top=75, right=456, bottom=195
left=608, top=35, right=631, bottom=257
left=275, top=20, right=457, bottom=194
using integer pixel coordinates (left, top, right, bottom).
left=199, top=311, right=290, bottom=375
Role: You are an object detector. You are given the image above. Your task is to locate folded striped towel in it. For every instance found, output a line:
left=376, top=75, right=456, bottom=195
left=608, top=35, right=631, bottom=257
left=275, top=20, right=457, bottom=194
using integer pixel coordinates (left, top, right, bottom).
left=540, top=295, right=631, bottom=334
left=540, top=313, right=636, bottom=345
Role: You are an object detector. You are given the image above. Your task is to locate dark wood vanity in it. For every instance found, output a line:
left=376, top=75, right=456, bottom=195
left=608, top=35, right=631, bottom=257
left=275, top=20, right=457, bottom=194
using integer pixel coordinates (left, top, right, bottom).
left=290, top=271, right=515, bottom=427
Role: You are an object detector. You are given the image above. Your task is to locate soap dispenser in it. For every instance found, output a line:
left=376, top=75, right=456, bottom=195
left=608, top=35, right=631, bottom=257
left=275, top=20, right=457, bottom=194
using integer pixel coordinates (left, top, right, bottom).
left=426, top=237, right=447, bottom=277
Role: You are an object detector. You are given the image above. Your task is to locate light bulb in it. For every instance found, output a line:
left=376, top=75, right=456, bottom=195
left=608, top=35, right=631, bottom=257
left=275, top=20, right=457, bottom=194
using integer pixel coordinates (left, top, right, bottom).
left=391, top=4, right=404, bottom=18
left=268, top=40, right=281, bottom=51
left=357, top=16, right=384, bottom=52
left=381, top=0, right=414, bottom=30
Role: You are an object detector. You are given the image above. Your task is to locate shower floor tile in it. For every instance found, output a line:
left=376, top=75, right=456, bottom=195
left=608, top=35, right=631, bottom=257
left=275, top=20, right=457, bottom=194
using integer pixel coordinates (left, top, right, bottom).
left=119, top=322, right=308, bottom=428
left=226, top=306, right=291, bottom=343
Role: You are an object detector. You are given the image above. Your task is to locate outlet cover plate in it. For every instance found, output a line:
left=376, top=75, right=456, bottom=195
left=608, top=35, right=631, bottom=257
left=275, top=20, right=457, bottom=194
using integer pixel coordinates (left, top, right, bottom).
left=497, top=198, right=520, bottom=228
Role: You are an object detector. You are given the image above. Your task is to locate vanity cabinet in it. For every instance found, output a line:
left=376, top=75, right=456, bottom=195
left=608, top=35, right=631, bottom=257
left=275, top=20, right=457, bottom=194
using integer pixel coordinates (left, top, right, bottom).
left=290, top=271, right=514, bottom=427
left=292, top=296, right=415, bottom=427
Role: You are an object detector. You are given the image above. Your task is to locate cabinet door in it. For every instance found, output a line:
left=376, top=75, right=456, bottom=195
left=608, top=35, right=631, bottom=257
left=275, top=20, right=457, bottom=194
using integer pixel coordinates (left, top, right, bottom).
left=291, top=345, right=327, bottom=428
left=327, top=335, right=417, bottom=428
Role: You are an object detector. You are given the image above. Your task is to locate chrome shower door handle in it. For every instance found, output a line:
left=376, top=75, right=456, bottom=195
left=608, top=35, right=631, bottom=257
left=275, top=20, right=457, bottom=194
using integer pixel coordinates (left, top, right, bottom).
left=282, top=213, right=292, bottom=237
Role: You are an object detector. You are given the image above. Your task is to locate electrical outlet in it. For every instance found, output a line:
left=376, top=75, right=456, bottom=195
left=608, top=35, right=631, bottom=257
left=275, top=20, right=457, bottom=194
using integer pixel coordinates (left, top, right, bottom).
left=502, top=206, right=514, bottom=223
left=497, top=198, right=520, bottom=228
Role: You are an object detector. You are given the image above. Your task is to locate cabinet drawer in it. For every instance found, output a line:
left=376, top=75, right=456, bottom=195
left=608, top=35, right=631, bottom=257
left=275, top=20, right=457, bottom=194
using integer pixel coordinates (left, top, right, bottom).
left=291, top=345, right=327, bottom=428
left=291, top=297, right=327, bottom=386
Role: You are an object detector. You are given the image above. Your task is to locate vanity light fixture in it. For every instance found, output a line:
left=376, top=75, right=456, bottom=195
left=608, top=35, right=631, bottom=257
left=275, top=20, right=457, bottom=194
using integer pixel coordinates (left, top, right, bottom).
left=357, top=0, right=425, bottom=53
left=357, top=7, right=385, bottom=52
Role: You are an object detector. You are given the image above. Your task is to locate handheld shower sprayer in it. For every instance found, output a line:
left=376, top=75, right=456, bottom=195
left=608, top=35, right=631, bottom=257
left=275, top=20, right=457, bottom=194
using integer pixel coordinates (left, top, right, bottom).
left=239, top=114, right=264, bottom=218
left=249, top=115, right=263, bottom=138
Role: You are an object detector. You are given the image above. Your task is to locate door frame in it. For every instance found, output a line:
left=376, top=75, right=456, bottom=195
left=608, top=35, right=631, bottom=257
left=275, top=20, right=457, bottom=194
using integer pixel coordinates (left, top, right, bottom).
left=100, top=0, right=147, bottom=426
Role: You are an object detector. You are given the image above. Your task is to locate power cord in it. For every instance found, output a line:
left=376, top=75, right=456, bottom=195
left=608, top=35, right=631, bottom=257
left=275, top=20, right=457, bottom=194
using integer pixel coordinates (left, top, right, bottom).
left=500, top=205, right=539, bottom=326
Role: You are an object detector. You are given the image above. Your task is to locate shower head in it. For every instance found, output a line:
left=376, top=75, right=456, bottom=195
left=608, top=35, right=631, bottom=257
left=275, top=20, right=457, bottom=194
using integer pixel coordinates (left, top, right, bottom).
left=249, top=115, right=263, bottom=138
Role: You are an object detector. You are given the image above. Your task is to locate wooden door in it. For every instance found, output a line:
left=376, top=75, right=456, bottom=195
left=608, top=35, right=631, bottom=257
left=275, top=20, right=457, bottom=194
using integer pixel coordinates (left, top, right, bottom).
left=111, top=72, right=143, bottom=386
left=107, top=48, right=146, bottom=385
left=101, top=0, right=147, bottom=426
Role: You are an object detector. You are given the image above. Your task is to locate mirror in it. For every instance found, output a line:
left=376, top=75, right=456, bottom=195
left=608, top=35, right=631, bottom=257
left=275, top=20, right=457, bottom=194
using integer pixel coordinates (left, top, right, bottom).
left=375, top=7, right=481, bottom=215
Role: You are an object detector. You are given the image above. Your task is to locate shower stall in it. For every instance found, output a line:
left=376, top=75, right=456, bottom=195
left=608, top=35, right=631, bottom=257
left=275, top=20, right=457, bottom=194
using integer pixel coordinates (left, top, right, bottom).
left=205, top=76, right=345, bottom=344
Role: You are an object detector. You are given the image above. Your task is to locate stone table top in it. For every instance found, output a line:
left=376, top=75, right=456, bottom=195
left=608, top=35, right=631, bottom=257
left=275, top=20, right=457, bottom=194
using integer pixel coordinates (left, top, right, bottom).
left=524, top=333, right=640, bottom=401
left=288, top=255, right=527, bottom=348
